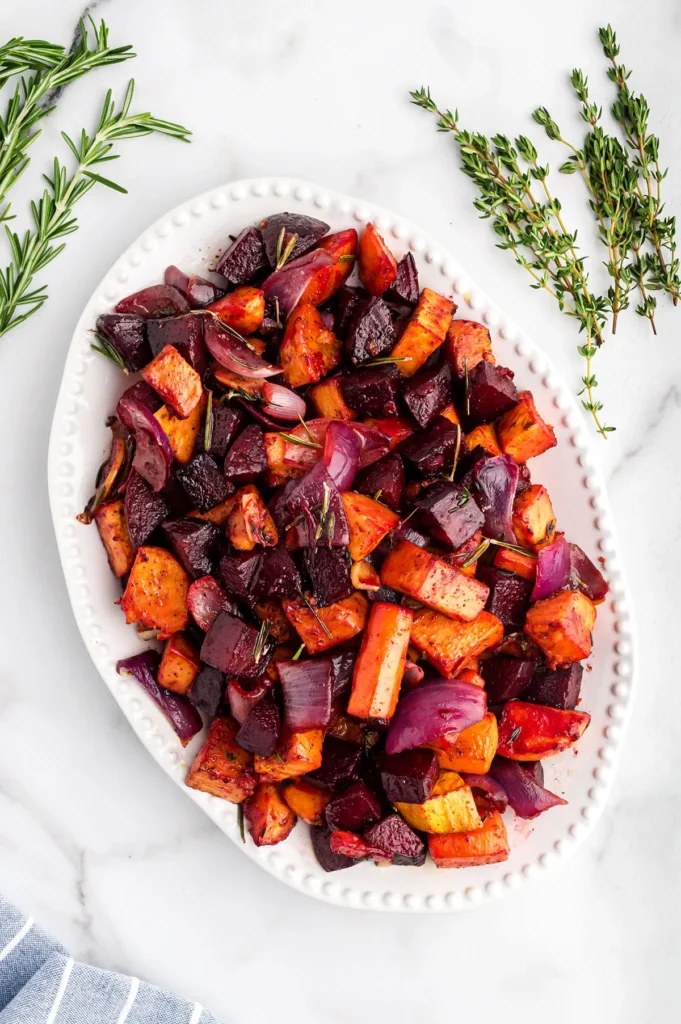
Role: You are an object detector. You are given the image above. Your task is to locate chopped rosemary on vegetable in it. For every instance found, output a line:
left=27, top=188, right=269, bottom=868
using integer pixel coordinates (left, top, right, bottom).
left=292, top=642, right=305, bottom=661
left=279, top=432, right=321, bottom=449
left=204, top=389, right=213, bottom=451
left=253, top=619, right=271, bottom=664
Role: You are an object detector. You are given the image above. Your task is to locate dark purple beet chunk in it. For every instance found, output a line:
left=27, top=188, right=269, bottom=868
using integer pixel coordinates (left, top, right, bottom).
left=477, top=564, right=533, bottom=632
left=325, top=781, right=382, bottom=832
left=116, top=381, right=162, bottom=431
left=345, top=297, right=396, bottom=365
left=197, top=404, right=243, bottom=458
left=333, top=286, right=369, bottom=340
left=354, top=453, right=405, bottom=512
left=303, top=547, right=353, bottom=607
left=311, top=826, right=358, bottom=872
left=391, top=522, right=430, bottom=549
left=401, top=418, right=462, bottom=477
left=329, top=649, right=356, bottom=699
left=414, top=480, right=484, bottom=549
left=342, top=365, right=400, bottom=418
left=455, top=444, right=489, bottom=490
left=384, top=252, right=419, bottom=307
left=568, top=544, right=609, bottom=603
left=364, top=814, right=426, bottom=866
left=259, top=212, right=329, bottom=267
left=367, top=585, right=402, bottom=604
left=162, top=518, right=222, bottom=579
left=252, top=546, right=301, bottom=600
left=201, top=611, right=269, bottom=679
left=465, top=362, right=518, bottom=428
left=220, top=550, right=263, bottom=600
left=115, top=285, right=189, bottom=318
left=160, top=470, right=196, bottom=518
left=146, top=315, right=208, bottom=376
left=402, top=362, right=452, bottom=428
left=481, top=656, right=535, bottom=702
left=522, top=664, right=583, bottom=710
left=237, top=693, right=280, bottom=755
left=224, top=425, right=266, bottom=485
left=216, top=226, right=267, bottom=285
left=177, top=453, right=228, bottom=513
left=188, top=666, right=225, bottom=716
left=307, top=738, right=362, bottom=790
left=376, top=749, right=439, bottom=804
left=124, top=471, right=170, bottom=547
left=96, top=314, right=150, bottom=371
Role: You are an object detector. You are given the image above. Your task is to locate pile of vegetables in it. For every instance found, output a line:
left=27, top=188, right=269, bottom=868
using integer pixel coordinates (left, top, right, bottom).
left=81, top=210, right=608, bottom=871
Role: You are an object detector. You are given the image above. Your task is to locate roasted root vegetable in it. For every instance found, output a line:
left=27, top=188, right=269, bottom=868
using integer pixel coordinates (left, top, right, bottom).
left=395, top=771, right=482, bottom=834
left=358, top=223, right=397, bottom=295
left=308, top=377, right=356, bottom=420
left=464, top=422, right=501, bottom=457
left=280, top=302, right=341, bottom=387
left=207, top=286, right=265, bottom=335
left=512, top=484, right=557, bottom=550
left=185, top=717, right=257, bottom=802
left=428, top=712, right=498, bottom=774
left=120, top=546, right=190, bottom=637
left=428, top=810, right=509, bottom=867
left=341, top=491, right=400, bottom=561
left=141, top=344, right=203, bottom=419
left=524, top=589, right=596, bottom=667
left=244, top=782, right=297, bottom=846
left=282, top=592, right=369, bottom=654
left=254, top=729, right=323, bottom=781
left=494, top=546, right=537, bottom=580
left=390, top=288, right=455, bottom=377
left=496, top=700, right=591, bottom=759
left=154, top=396, right=205, bottom=465
left=158, top=633, right=200, bottom=694
left=300, top=229, right=358, bottom=305
left=283, top=780, right=331, bottom=824
left=380, top=539, right=489, bottom=622
left=410, top=609, right=504, bottom=677
left=347, top=603, right=413, bottom=719
left=93, top=500, right=135, bottom=577
left=446, top=318, right=495, bottom=379
left=497, top=389, right=557, bottom=461
left=227, top=485, right=279, bottom=549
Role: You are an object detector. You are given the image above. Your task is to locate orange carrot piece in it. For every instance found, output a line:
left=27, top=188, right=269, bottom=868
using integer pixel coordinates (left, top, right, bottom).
left=512, top=484, right=557, bottom=550
left=428, top=810, right=509, bottom=868
left=497, top=390, right=557, bottom=461
left=428, top=713, right=498, bottom=773
left=380, top=539, right=489, bottom=622
left=308, top=377, right=357, bottom=420
left=280, top=302, right=341, bottom=387
left=283, top=780, right=331, bottom=824
left=496, top=700, right=591, bottom=760
left=445, top=319, right=495, bottom=379
left=494, top=547, right=537, bottom=580
left=226, top=485, right=278, bottom=549
left=254, top=729, right=323, bottom=781
left=439, top=402, right=460, bottom=425
left=465, top=422, right=501, bottom=456
left=244, top=782, right=297, bottom=846
left=347, top=603, right=413, bottom=719
left=358, top=223, right=397, bottom=295
left=185, top=717, right=257, bottom=803
left=207, top=286, right=265, bottom=335
left=300, top=229, right=358, bottom=305
left=154, top=394, right=205, bottom=464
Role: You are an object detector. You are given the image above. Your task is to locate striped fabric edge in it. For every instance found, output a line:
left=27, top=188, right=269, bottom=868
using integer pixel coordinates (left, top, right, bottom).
left=0, top=920, right=34, bottom=965
left=116, top=977, right=140, bottom=1024
left=45, top=956, right=73, bottom=1024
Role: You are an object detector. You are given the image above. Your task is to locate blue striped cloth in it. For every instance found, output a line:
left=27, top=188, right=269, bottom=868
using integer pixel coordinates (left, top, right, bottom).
left=0, top=898, right=222, bottom=1023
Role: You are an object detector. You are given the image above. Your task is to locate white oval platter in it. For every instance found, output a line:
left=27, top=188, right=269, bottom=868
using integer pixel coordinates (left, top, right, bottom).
left=48, top=177, right=635, bottom=912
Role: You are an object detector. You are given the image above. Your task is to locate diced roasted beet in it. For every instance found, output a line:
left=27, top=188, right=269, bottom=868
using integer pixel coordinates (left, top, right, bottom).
left=252, top=546, right=301, bottom=599
left=480, top=656, right=535, bottom=702
left=303, top=546, right=353, bottom=606
left=96, top=314, right=151, bottom=371
left=197, top=404, right=243, bottom=458
left=401, top=418, right=462, bottom=477
left=237, top=692, right=280, bottom=755
left=325, top=781, right=382, bottom=832
left=333, top=286, right=369, bottom=340
left=259, top=212, right=329, bottom=267
left=522, top=664, right=583, bottom=710
left=306, top=737, right=362, bottom=790
left=354, top=453, right=405, bottom=512
left=162, top=518, right=222, bottom=579
left=376, top=749, right=439, bottom=804
left=568, top=543, right=609, bottom=603
left=477, top=564, right=533, bottom=632
left=116, top=381, right=162, bottom=431
left=146, top=315, right=208, bottom=375
left=188, top=665, right=225, bottom=716
left=220, top=549, right=263, bottom=600
left=455, top=444, right=488, bottom=491
left=201, top=611, right=271, bottom=679
left=311, top=825, right=358, bottom=872
left=115, top=285, right=189, bottom=318
left=402, top=362, right=453, bottom=428
left=124, top=471, right=170, bottom=547
left=177, top=453, right=229, bottom=512
left=390, top=521, right=430, bottom=549
left=384, top=252, right=419, bottom=307
left=329, top=649, right=357, bottom=699
left=342, top=365, right=400, bottom=418
left=224, top=425, right=267, bottom=484
left=414, top=480, right=485, bottom=549
left=364, top=814, right=426, bottom=866
left=216, top=226, right=267, bottom=285
left=160, top=469, right=196, bottom=517
left=344, top=297, right=396, bottom=365
left=465, top=362, right=518, bottom=428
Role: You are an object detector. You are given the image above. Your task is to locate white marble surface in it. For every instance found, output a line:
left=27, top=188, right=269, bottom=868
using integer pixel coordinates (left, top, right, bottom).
left=1, top=0, right=679, bottom=1020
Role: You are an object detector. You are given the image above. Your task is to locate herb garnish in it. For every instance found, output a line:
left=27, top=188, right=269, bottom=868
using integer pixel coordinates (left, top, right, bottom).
left=301, top=594, right=332, bottom=639
left=275, top=228, right=298, bottom=270
left=448, top=423, right=462, bottom=482
left=237, top=804, right=246, bottom=843
left=292, top=642, right=305, bottom=661
left=508, top=726, right=522, bottom=744
left=90, top=333, right=127, bottom=372
left=253, top=620, right=271, bottom=665
left=203, top=389, right=213, bottom=451
left=279, top=431, right=321, bottom=449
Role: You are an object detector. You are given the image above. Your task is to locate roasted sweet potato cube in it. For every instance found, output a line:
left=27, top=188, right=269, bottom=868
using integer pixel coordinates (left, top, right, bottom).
left=244, top=782, right=297, bottom=846
left=282, top=592, right=369, bottom=654
left=158, top=632, right=200, bottom=694
left=254, top=729, right=323, bottom=781
left=283, top=779, right=331, bottom=824
left=496, top=700, right=591, bottom=759
left=363, top=416, right=414, bottom=449
left=154, top=395, right=205, bottom=465
left=512, top=484, right=557, bottom=550
left=300, top=228, right=359, bottom=305
left=390, top=288, right=456, bottom=377
left=428, top=713, right=498, bottom=773
left=120, top=546, right=189, bottom=637
left=524, top=589, right=596, bottom=667
left=341, top=491, right=400, bottom=561
left=358, top=223, right=397, bottom=295
left=207, top=285, right=265, bottom=335
left=280, top=302, right=342, bottom=387
left=410, top=609, right=504, bottom=677
left=141, top=344, right=203, bottom=418
left=446, top=318, right=496, bottom=379
left=94, top=499, right=135, bottom=577
left=380, top=539, right=489, bottom=622
left=439, top=402, right=460, bottom=425
left=428, top=810, right=509, bottom=867
left=263, top=433, right=307, bottom=486
left=192, top=495, right=237, bottom=527
left=185, top=717, right=257, bottom=803
left=497, top=389, right=557, bottom=461
left=308, top=377, right=357, bottom=420
left=347, top=603, right=413, bottom=719
left=395, top=771, right=482, bottom=834
left=464, top=422, right=501, bottom=457
left=494, top=546, right=537, bottom=580
left=227, top=485, right=279, bottom=550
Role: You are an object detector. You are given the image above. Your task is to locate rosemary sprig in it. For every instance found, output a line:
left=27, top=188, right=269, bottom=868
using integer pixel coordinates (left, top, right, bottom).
left=462, top=535, right=537, bottom=569
left=279, top=431, right=321, bottom=449
left=275, top=227, right=298, bottom=270
left=253, top=620, right=271, bottom=665
left=301, top=594, right=332, bottom=638
left=0, top=37, right=66, bottom=88
left=0, top=79, right=190, bottom=336
left=237, top=804, right=246, bottom=843
left=203, top=389, right=214, bottom=450
left=448, top=423, right=462, bottom=481
left=365, top=356, right=407, bottom=367
left=90, top=332, right=127, bottom=372
left=292, top=642, right=305, bottom=661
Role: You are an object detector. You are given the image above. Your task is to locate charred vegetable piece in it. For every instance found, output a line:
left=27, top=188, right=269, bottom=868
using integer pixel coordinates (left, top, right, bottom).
left=376, top=748, right=439, bottom=804
left=224, top=424, right=267, bottom=484
left=299, top=229, right=359, bottom=305
left=414, top=480, right=485, bottom=549
left=177, top=453, right=229, bottom=513
left=395, top=770, right=481, bottom=834
left=480, top=655, right=535, bottom=702
left=280, top=302, right=341, bottom=387
left=390, top=288, right=455, bottom=377
left=325, top=781, right=382, bottom=832
left=96, top=313, right=150, bottom=370
left=410, top=609, right=504, bottom=677
left=493, top=546, right=537, bottom=581
left=401, top=418, right=462, bottom=477
left=124, top=472, right=170, bottom=548
left=522, top=663, right=583, bottom=710
left=497, top=389, right=557, bottom=461
left=237, top=693, right=281, bottom=756
left=311, top=825, right=359, bottom=872
left=427, top=713, right=498, bottom=774
left=384, top=252, right=419, bottom=307
left=306, top=737, right=362, bottom=790
left=254, top=729, right=324, bottom=781
left=342, top=364, right=401, bottom=418
left=308, top=377, right=357, bottom=421
left=402, top=361, right=452, bottom=428
left=94, top=499, right=136, bottom=577
left=146, top=315, right=208, bottom=375
left=253, top=546, right=301, bottom=600
left=162, top=518, right=222, bottom=579
left=260, top=212, right=329, bottom=267
left=428, top=810, right=509, bottom=868
left=524, top=589, right=596, bottom=668
left=353, top=452, right=405, bottom=512
left=216, top=226, right=267, bottom=284
left=464, top=362, right=518, bottom=428
left=244, top=782, right=296, bottom=847
left=380, top=540, right=489, bottom=622
left=228, top=485, right=279, bottom=549
left=201, top=611, right=271, bottom=679
left=512, top=485, right=556, bottom=550
left=446, top=319, right=495, bottom=379
left=347, top=603, right=413, bottom=719
left=283, top=780, right=331, bottom=824
left=496, top=701, right=591, bottom=760
left=188, top=665, right=225, bottom=717
left=116, top=284, right=189, bottom=318
left=476, top=565, right=534, bottom=633
left=303, top=546, right=353, bottom=606
left=207, top=286, right=265, bottom=335
left=282, top=592, right=369, bottom=654
left=358, top=223, right=398, bottom=295
left=158, top=633, right=200, bottom=694
left=185, top=717, right=257, bottom=802
left=121, top=546, right=190, bottom=637
left=197, top=403, right=243, bottom=458
left=141, top=344, right=203, bottom=419
left=341, top=491, right=400, bottom=561
left=568, top=543, right=609, bottom=604
left=464, top=422, right=501, bottom=457
left=344, top=296, right=396, bottom=365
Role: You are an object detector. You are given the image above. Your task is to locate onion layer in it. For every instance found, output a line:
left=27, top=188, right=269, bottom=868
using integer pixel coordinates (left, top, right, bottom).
left=532, top=532, right=570, bottom=601
left=117, top=651, right=202, bottom=745
left=385, top=679, right=487, bottom=754
left=262, top=381, right=307, bottom=421
left=489, top=757, right=567, bottom=819
left=204, top=316, right=281, bottom=378
left=117, top=390, right=173, bottom=492
left=323, top=420, right=361, bottom=491
left=473, top=454, right=519, bottom=542
left=278, top=658, right=334, bottom=730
